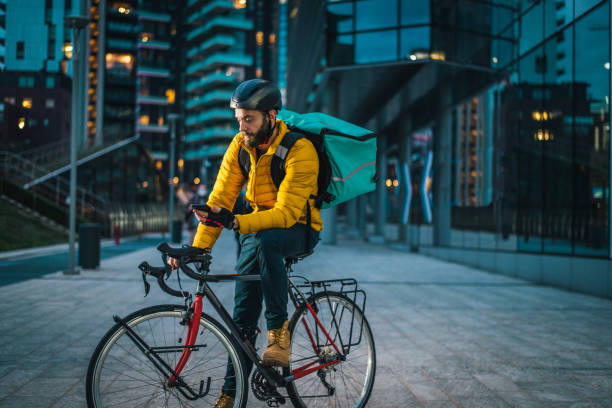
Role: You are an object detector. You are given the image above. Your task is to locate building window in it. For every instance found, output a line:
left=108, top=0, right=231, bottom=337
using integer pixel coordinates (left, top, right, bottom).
left=22, top=98, right=32, bottom=109
left=165, top=89, right=175, bottom=104
left=139, top=115, right=150, bottom=125
left=45, top=0, right=53, bottom=23
left=46, top=76, right=55, bottom=88
left=48, top=24, right=56, bottom=60
left=18, top=117, right=26, bottom=130
left=234, top=0, right=246, bottom=9
left=105, top=53, right=133, bottom=76
left=46, top=99, right=55, bottom=108
left=16, top=41, right=24, bottom=60
left=18, top=76, right=34, bottom=87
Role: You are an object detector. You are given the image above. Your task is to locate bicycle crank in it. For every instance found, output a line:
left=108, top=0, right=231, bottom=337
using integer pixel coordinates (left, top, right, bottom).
left=251, top=368, right=286, bottom=406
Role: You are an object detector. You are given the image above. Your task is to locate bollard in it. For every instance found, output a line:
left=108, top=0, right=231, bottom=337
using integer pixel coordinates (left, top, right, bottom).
left=114, top=225, right=120, bottom=245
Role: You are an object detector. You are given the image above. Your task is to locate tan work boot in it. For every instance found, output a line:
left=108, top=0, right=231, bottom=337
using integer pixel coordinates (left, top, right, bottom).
left=262, top=320, right=290, bottom=367
left=212, top=391, right=234, bottom=408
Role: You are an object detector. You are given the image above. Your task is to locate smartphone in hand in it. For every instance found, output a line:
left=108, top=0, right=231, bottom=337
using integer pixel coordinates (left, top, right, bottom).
left=191, top=204, right=211, bottom=212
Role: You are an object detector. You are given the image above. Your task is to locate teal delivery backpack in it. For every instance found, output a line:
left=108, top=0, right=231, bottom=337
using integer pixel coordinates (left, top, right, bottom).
left=239, top=109, right=377, bottom=209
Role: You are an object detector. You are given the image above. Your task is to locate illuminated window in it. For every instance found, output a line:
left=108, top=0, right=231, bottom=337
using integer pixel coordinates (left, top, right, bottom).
left=234, top=0, right=246, bottom=9
left=178, top=159, right=184, bottom=169
left=22, top=99, right=32, bottom=109
left=166, top=89, right=175, bottom=104
left=63, top=42, right=73, bottom=59
left=18, top=117, right=26, bottom=129
left=105, top=53, right=134, bottom=75
left=141, top=32, right=153, bottom=42
left=269, top=33, right=276, bottom=45
left=155, top=160, right=162, bottom=170
left=112, top=3, right=131, bottom=14
left=256, top=31, right=264, bottom=46
left=46, top=99, right=55, bottom=108
left=157, top=117, right=164, bottom=126
left=139, top=115, right=150, bottom=125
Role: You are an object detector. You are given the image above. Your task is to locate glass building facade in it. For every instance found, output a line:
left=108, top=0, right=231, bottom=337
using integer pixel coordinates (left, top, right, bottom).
left=285, top=0, right=611, bottom=297
left=323, top=0, right=610, bottom=259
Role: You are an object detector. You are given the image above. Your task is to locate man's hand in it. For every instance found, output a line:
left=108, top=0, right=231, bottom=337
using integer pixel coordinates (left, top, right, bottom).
left=194, top=206, right=237, bottom=229
left=167, top=257, right=179, bottom=270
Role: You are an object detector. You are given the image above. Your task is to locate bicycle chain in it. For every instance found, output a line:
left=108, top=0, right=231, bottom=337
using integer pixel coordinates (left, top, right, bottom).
left=250, top=369, right=286, bottom=406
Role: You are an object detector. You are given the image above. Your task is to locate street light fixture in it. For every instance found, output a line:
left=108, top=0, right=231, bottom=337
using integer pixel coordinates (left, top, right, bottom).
left=64, top=14, right=89, bottom=275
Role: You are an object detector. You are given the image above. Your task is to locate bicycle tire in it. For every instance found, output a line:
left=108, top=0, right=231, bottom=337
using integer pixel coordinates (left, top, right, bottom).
left=86, top=304, right=248, bottom=408
left=284, top=291, right=376, bottom=408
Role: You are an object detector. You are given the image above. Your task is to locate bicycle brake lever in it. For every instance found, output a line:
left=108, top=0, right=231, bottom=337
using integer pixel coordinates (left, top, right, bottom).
left=141, top=272, right=151, bottom=297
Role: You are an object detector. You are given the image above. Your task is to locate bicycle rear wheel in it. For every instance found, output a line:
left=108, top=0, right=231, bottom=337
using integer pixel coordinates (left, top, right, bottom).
left=86, top=304, right=248, bottom=408
left=285, top=291, right=376, bottom=408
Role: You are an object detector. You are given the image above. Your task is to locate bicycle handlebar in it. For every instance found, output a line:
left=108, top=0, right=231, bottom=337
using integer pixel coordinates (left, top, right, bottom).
left=136, top=243, right=212, bottom=298
left=139, top=242, right=262, bottom=298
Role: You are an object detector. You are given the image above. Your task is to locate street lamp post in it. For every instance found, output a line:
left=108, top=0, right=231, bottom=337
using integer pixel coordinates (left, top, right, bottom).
left=64, top=14, right=89, bottom=275
left=168, top=113, right=180, bottom=240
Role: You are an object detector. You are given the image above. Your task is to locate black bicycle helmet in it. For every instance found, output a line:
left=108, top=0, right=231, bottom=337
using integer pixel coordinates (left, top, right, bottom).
left=230, top=79, right=282, bottom=111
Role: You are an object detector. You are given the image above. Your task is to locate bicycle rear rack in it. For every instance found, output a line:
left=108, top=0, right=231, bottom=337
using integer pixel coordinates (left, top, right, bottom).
left=290, top=276, right=367, bottom=354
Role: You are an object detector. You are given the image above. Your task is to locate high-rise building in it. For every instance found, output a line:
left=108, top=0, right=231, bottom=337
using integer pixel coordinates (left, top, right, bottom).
left=181, top=0, right=253, bottom=186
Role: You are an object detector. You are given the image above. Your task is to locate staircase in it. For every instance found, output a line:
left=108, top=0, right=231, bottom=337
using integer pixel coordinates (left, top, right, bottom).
left=0, top=151, right=109, bottom=227
left=1, top=194, right=69, bottom=234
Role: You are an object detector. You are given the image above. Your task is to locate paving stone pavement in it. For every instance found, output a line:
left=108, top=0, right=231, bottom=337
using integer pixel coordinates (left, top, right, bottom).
left=0, top=231, right=611, bottom=407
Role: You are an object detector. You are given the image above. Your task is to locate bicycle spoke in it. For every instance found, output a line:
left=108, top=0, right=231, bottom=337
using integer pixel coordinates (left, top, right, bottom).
left=287, top=293, right=375, bottom=408
left=88, top=308, right=246, bottom=408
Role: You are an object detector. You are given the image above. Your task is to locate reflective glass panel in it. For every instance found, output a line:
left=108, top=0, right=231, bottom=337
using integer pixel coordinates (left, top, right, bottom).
left=517, top=47, right=545, bottom=253
left=328, top=2, right=354, bottom=33
left=519, top=0, right=544, bottom=56
left=400, top=26, right=430, bottom=60
left=355, top=29, right=398, bottom=64
left=573, top=2, right=609, bottom=256
left=356, top=0, right=398, bottom=31
left=328, top=33, right=354, bottom=66
left=542, top=26, right=573, bottom=254
left=575, top=0, right=600, bottom=18
left=401, top=0, right=430, bottom=25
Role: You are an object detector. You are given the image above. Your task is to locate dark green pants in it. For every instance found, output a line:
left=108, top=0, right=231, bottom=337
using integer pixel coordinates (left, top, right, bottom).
left=223, top=223, right=319, bottom=396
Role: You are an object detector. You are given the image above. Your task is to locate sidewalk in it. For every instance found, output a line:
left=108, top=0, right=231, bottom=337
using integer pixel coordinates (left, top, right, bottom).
left=0, top=232, right=611, bottom=407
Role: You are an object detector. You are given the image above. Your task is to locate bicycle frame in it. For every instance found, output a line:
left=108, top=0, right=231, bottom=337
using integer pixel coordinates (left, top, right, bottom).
left=116, top=272, right=347, bottom=396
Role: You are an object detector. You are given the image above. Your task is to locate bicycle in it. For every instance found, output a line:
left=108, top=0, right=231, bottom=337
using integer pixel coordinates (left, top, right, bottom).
left=86, top=242, right=376, bottom=407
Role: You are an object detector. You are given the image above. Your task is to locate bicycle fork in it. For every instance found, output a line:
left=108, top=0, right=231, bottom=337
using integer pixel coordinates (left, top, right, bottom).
left=113, top=292, right=211, bottom=400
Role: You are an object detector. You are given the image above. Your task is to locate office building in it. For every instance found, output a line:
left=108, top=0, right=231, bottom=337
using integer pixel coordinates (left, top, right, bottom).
left=287, top=0, right=612, bottom=299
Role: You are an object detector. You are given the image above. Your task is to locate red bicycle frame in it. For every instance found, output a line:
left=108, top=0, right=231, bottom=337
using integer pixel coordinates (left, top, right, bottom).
left=290, top=302, right=343, bottom=380
left=168, top=294, right=203, bottom=384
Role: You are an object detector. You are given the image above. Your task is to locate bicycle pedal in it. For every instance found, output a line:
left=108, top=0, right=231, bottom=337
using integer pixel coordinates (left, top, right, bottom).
left=266, top=398, right=284, bottom=407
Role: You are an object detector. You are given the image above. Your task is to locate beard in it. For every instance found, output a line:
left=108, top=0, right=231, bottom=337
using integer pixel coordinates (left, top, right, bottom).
left=243, top=116, right=272, bottom=148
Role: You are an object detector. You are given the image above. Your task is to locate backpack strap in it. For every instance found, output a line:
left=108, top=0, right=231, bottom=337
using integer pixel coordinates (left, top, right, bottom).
left=272, top=131, right=314, bottom=253
left=238, top=146, right=251, bottom=181
left=270, top=131, right=303, bottom=188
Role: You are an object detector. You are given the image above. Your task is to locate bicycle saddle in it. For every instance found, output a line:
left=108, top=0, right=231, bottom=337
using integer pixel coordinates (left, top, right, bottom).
left=285, top=250, right=314, bottom=265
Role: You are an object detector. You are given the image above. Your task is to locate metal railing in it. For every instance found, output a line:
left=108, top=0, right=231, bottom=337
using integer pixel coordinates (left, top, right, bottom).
left=1, top=150, right=176, bottom=238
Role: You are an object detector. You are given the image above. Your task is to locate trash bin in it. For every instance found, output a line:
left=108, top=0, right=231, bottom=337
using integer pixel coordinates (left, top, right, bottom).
left=79, top=223, right=101, bottom=269
left=171, top=219, right=183, bottom=243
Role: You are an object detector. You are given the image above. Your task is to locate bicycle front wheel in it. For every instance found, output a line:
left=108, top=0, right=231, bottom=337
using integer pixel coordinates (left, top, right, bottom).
left=86, top=304, right=248, bottom=408
left=285, top=291, right=376, bottom=408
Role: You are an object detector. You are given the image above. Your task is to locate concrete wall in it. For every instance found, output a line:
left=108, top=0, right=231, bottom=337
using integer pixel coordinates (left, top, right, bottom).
left=366, top=223, right=612, bottom=299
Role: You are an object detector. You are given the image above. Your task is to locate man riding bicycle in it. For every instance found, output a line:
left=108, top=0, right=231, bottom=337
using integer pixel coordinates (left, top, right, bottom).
left=168, top=79, right=322, bottom=407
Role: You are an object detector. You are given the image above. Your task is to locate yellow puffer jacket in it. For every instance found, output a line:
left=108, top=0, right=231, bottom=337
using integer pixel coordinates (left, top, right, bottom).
left=192, top=120, right=322, bottom=250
